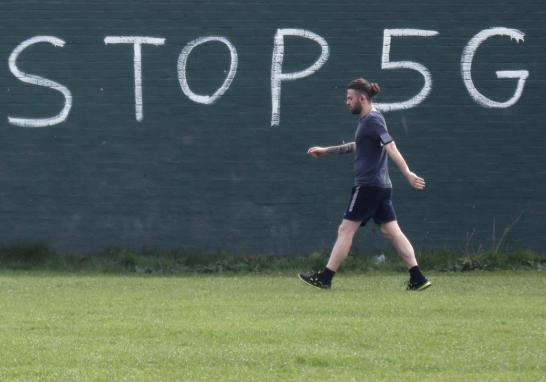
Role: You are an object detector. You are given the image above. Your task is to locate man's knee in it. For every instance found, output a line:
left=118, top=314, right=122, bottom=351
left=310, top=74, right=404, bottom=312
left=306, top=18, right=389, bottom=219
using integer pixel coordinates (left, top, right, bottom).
left=380, top=225, right=393, bottom=241
left=381, top=221, right=402, bottom=241
left=338, top=220, right=359, bottom=238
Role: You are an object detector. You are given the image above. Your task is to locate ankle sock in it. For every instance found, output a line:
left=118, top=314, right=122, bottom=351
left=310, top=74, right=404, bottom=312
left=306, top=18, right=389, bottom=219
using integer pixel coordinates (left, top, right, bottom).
left=409, top=266, right=426, bottom=282
left=319, top=267, right=335, bottom=282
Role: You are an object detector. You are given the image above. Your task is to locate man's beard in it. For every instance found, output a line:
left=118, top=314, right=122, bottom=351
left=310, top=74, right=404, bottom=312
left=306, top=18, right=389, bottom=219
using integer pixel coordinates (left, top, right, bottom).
left=351, top=104, right=362, bottom=114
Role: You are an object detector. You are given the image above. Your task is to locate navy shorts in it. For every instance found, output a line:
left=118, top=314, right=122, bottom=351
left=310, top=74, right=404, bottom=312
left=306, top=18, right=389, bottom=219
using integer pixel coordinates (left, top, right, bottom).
left=343, top=186, right=396, bottom=226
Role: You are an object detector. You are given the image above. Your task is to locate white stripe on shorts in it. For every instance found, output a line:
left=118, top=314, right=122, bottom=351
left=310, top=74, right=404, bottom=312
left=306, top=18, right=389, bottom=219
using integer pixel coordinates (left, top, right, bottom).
left=348, top=186, right=360, bottom=212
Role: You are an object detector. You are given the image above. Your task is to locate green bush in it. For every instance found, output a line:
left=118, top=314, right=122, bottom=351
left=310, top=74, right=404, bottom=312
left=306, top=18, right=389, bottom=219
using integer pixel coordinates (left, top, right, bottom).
left=0, top=243, right=544, bottom=274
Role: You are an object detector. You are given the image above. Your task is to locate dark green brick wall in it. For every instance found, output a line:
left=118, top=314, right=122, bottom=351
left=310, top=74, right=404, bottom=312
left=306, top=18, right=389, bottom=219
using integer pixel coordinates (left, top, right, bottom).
left=0, top=0, right=544, bottom=254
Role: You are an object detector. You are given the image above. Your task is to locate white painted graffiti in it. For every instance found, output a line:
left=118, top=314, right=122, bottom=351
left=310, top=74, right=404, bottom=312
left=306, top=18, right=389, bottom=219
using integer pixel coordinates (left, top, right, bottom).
left=271, top=28, right=330, bottom=126
left=461, top=27, right=529, bottom=108
left=374, top=29, right=439, bottom=113
left=5, top=27, right=531, bottom=127
left=104, top=36, right=166, bottom=121
left=177, top=36, right=238, bottom=105
left=8, top=36, right=73, bottom=128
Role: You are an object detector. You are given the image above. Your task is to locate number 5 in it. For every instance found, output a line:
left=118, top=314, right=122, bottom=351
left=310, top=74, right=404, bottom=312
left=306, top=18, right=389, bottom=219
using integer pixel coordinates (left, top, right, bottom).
left=374, top=29, right=439, bottom=112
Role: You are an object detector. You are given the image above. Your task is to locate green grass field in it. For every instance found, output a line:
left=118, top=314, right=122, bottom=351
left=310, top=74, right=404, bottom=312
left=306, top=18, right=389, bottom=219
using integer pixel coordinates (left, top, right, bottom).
left=0, top=272, right=544, bottom=381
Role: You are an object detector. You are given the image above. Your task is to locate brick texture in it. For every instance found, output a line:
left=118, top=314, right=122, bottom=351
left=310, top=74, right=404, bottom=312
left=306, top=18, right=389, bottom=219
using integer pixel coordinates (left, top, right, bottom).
left=0, top=0, right=544, bottom=254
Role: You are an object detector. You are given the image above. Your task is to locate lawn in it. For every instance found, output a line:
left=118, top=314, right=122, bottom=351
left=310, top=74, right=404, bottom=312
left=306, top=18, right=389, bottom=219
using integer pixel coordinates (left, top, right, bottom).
left=0, top=272, right=544, bottom=381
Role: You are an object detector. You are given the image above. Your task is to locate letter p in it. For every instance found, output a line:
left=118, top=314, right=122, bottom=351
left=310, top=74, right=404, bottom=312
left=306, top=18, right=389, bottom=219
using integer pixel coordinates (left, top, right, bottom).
left=271, top=29, right=330, bottom=127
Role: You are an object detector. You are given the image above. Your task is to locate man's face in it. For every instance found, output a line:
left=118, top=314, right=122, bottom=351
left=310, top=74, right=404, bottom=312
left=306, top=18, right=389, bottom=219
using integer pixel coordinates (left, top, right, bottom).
left=346, top=89, right=362, bottom=114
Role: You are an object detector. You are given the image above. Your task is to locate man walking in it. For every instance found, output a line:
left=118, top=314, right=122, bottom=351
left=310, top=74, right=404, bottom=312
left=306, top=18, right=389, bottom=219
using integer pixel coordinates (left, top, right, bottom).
left=298, top=78, right=431, bottom=291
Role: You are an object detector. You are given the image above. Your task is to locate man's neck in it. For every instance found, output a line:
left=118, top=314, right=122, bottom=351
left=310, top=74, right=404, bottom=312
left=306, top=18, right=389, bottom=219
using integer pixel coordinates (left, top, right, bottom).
left=359, top=103, right=374, bottom=118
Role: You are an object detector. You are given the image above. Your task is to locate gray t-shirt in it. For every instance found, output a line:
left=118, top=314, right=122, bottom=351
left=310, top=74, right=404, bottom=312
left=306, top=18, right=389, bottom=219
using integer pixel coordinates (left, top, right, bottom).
left=353, top=111, right=393, bottom=188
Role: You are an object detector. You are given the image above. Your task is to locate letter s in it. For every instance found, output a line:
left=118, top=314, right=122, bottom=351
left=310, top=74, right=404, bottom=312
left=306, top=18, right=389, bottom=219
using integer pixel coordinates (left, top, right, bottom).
left=8, top=36, right=72, bottom=128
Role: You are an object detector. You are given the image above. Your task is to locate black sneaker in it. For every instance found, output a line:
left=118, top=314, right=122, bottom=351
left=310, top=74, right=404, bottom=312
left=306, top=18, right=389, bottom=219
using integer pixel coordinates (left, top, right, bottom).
left=298, top=271, right=331, bottom=289
left=406, top=278, right=432, bottom=291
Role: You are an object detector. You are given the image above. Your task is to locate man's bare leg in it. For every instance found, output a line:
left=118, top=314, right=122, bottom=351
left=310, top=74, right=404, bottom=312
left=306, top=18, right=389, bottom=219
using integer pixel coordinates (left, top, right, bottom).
left=381, top=220, right=431, bottom=290
left=298, top=219, right=361, bottom=288
left=326, top=219, right=362, bottom=271
left=380, top=220, right=417, bottom=268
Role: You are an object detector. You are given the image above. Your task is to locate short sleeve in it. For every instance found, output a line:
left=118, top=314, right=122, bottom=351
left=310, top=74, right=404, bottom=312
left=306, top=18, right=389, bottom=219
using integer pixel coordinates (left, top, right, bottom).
left=369, top=114, right=393, bottom=145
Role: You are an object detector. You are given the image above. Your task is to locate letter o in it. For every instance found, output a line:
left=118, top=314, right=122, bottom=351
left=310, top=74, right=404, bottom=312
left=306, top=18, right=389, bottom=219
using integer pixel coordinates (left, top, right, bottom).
left=177, top=36, right=238, bottom=105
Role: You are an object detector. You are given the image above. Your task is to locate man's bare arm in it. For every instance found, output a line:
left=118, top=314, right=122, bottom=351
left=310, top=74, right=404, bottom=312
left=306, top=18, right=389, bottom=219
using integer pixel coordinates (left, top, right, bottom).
left=384, top=141, right=426, bottom=190
left=326, top=142, right=356, bottom=154
left=308, top=142, right=355, bottom=157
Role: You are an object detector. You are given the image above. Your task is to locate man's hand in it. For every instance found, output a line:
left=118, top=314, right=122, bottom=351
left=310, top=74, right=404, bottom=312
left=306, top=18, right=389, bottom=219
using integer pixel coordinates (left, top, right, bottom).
left=307, top=146, right=328, bottom=158
left=406, top=172, right=426, bottom=190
